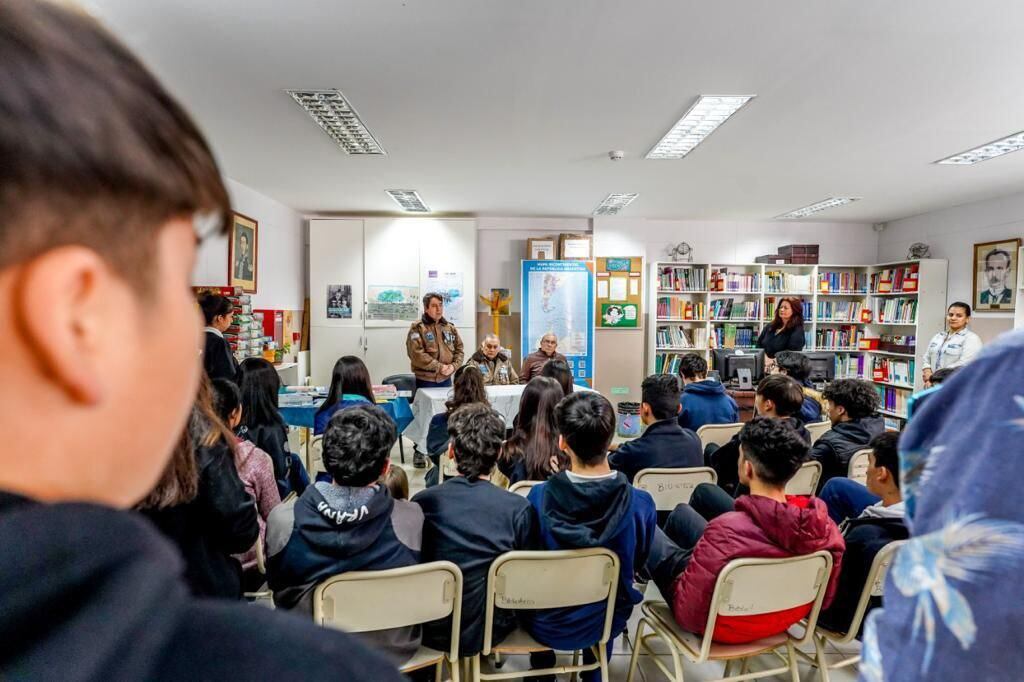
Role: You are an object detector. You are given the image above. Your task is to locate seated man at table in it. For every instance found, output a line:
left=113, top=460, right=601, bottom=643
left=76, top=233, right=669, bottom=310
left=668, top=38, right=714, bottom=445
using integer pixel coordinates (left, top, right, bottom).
left=520, top=332, right=567, bottom=383
left=468, top=333, right=518, bottom=385
left=609, top=374, right=702, bottom=483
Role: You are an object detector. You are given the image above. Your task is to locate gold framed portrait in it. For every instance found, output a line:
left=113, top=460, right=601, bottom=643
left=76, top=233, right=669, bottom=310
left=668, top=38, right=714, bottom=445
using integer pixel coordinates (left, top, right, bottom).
left=228, top=212, right=258, bottom=293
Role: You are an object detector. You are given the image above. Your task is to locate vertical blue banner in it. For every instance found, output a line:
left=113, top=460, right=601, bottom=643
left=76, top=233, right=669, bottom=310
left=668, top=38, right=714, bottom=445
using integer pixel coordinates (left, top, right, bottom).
left=521, top=260, right=595, bottom=386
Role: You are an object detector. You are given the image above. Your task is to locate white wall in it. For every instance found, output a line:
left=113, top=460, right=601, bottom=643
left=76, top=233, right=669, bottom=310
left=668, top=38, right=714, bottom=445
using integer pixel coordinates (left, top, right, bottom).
left=878, top=190, right=1024, bottom=341
left=193, top=177, right=306, bottom=310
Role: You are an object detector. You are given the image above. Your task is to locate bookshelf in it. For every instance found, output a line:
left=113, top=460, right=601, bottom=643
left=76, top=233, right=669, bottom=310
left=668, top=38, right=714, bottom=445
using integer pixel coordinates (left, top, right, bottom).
left=647, top=259, right=949, bottom=427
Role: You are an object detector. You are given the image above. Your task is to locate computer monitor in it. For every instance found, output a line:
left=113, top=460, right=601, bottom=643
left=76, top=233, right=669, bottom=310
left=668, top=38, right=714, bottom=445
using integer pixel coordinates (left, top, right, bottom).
left=803, top=352, right=836, bottom=383
left=712, top=348, right=765, bottom=388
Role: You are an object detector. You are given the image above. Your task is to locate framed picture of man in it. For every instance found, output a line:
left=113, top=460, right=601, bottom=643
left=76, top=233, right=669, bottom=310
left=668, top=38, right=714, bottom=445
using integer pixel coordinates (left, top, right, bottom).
left=973, top=238, right=1020, bottom=312
left=228, top=212, right=258, bottom=293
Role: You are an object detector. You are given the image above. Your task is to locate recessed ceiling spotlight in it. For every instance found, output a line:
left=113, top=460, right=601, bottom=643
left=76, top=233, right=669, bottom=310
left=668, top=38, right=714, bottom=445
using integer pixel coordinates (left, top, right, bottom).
left=386, top=189, right=430, bottom=213
left=646, top=95, right=755, bottom=160
left=286, top=89, right=386, bottom=155
left=775, top=197, right=860, bottom=219
left=935, top=130, right=1024, bottom=165
left=593, top=193, right=638, bottom=216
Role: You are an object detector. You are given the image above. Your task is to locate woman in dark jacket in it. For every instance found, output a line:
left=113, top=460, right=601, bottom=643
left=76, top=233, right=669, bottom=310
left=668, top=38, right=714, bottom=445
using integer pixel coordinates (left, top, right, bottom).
left=424, top=365, right=489, bottom=487
left=239, top=357, right=305, bottom=496
left=138, top=378, right=258, bottom=599
left=756, top=296, right=805, bottom=360
left=199, top=293, right=240, bottom=382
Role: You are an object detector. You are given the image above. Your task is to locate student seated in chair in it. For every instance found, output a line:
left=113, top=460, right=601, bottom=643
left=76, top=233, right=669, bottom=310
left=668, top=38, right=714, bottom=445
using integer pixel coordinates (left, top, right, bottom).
left=708, top=374, right=810, bottom=497
left=646, top=418, right=844, bottom=644
left=525, top=392, right=657, bottom=681
left=811, top=379, right=885, bottom=491
left=413, top=403, right=538, bottom=658
left=608, top=373, right=702, bottom=483
left=677, top=354, right=738, bottom=432
left=266, top=404, right=424, bottom=666
left=772, top=350, right=823, bottom=423
left=817, top=431, right=908, bottom=634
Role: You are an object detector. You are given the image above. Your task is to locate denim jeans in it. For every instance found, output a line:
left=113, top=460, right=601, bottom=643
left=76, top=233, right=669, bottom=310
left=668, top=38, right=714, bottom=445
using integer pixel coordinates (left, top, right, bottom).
left=819, top=477, right=880, bottom=524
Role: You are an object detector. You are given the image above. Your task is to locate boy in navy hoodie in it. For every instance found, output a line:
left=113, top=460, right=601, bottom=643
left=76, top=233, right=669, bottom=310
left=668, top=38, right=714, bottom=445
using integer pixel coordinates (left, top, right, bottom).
left=678, top=354, right=739, bottom=432
left=526, top=392, right=657, bottom=681
left=266, top=404, right=424, bottom=665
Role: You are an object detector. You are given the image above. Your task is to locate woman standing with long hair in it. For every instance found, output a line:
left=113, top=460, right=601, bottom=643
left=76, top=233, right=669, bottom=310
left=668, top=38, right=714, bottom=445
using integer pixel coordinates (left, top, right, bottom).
left=756, top=296, right=806, bottom=362
left=498, top=377, right=565, bottom=484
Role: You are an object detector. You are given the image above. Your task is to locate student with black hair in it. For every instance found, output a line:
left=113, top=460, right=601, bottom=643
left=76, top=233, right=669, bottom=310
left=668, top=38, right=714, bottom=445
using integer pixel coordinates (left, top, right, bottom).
left=811, top=379, right=885, bottom=490
left=609, top=374, right=702, bottom=483
left=525, top=392, right=657, bottom=681
left=200, top=293, right=241, bottom=382
left=498, top=376, right=565, bottom=484
left=677, top=353, right=738, bottom=432
left=413, top=404, right=538, bottom=657
left=773, top=350, right=823, bottom=423
left=238, top=357, right=306, bottom=496
left=539, top=358, right=575, bottom=395
left=425, top=364, right=490, bottom=487
left=266, top=404, right=424, bottom=665
left=314, top=355, right=376, bottom=435
left=647, top=418, right=844, bottom=644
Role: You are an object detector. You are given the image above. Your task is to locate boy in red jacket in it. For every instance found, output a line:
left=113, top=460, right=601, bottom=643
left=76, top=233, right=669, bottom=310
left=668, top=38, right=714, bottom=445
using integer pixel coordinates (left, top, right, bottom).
left=646, top=418, right=845, bottom=643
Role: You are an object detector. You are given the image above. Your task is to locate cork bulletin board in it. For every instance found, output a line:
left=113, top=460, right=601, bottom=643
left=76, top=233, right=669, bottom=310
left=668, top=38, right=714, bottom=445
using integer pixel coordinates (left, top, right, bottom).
left=595, top=256, right=644, bottom=328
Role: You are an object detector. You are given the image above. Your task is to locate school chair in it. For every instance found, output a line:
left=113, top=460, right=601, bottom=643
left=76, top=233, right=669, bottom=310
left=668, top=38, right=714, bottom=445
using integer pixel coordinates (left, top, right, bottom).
left=627, top=551, right=834, bottom=682
left=785, top=460, right=822, bottom=496
left=471, top=548, right=620, bottom=682
left=697, top=423, right=744, bottom=451
left=634, top=467, right=718, bottom=509
left=313, top=561, right=463, bottom=682
left=847, top=448, right=872, bottom=485
left=243, top=535, right=274, bottom=606
left=508, top=480, right=543, bottom=498
left=310, top=435, right=325, bottom=477
left=805, top=420, right=831, bottom=445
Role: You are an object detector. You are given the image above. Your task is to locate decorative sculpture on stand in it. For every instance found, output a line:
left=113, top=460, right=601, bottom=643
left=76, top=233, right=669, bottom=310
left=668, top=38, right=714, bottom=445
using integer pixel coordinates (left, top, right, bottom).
left=667, top=242, right=694, bottom=263
left=907, top=242, right=931, bottom=260
left=479, top=288, right=513, bottom=337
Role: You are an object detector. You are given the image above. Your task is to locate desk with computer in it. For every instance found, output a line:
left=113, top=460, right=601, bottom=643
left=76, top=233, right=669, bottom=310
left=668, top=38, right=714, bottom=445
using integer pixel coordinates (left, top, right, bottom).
left=712, top=348, right=837, bottom=390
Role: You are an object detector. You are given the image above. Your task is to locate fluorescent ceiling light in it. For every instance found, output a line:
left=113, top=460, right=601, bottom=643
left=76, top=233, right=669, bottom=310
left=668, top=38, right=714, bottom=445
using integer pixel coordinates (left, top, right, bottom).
left=935, top=130, right=1024, bottom=165
left=646, top=95, right=755, bottom=159
left=386, top=189, right=430, bottom=213
left=776, top=197, right=860, bottom=219
left=593, top=193, right=638, bottom=216
left=286, top=89, right=386, bottom=155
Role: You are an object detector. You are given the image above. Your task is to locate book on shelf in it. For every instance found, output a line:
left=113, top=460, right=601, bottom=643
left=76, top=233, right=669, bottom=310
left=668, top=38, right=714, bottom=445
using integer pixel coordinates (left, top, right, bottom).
left=870, top=357, right=915, bottom=386
left=764, top=297, right=811, bottom=321
left=816, top=300, right=863, bottom=322
left=710, top=268, right=761, bottom=292
left=814, top=325, right=863, bottom=350
left=764, top=271, right=813, bottom=293
left=658, top=265, right=706, bottom=291
left=657, top=297, right=706, bottom=320
left=835, top=353, right=865, bottom=379
left=872, top=297, right=918, bottom=324
left=709, top=298, right=760, bottom=320
left=883, top=417, right=903, bottom=432
left=870, top=264, right=919, bottom=294
left=874, top=384, right=909, bottom=417
left=656, top=326, right=708, bottom=349
left=656, top=352, right=705, bottom=375
left=818, top=271, right=868, bottom=294
left=713, top=324, right=756, bottom=349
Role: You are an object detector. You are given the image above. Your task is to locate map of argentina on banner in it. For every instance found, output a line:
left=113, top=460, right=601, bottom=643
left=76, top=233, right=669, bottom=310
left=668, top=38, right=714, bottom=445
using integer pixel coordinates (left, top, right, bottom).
left=521, top=259, right=595, bottom=386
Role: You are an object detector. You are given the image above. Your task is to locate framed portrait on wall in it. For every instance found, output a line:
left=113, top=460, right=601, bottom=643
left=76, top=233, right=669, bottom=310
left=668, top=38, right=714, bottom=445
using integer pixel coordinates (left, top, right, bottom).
left=228, top=212, right=258, bottom=293
left=973, top=238, right=1020, bottom=312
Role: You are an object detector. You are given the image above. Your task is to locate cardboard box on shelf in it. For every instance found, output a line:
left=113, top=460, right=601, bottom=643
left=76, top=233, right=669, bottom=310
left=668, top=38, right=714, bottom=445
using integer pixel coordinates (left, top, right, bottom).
left=559, top=233, right=593, bottom=260
left=527, top=236, right=557, bottom=260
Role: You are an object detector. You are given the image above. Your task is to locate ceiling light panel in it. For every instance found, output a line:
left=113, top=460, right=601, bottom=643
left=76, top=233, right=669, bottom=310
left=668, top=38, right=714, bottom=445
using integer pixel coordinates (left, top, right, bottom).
left=286, top=89, right=386, bottom=155
left=935, top=131, right=1024, bottom=165
left=775, top=197, right=860, bottom=219
left=593, top=193, right=638, bottom=216
left=386, top=189, right=430, bottom=213
left=646, top=95, right=755, bottom=160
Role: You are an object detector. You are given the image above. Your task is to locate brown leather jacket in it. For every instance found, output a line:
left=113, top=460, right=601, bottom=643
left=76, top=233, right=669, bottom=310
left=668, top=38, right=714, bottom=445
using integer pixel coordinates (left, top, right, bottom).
left=406, top=316, right=464, bottom=383
left=519, top=349, right=567, bottom=383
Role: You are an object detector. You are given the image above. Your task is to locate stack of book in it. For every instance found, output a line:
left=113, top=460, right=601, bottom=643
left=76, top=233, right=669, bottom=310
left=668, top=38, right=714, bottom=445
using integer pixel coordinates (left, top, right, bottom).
left=835, top=353, right=865, bottom=380
left=814, top=325, right=863, bottom=350
left=656, top=352, right=705, bottom=375
left=872, top=297, right=918, bottom=324
left=713, top=324, right=757, bottom=349
left=764, top=297, right=811, bottom=321
left=870, top=357, right=915, bottom=386
left=657, top=297, right=706, bottom=320
left=818, top=271, right=868, bottom=294
left=709, top=298, right=760, bottom=320
left=658, top=265, right=706, bottom=291
left=656, top=326, right=708, bottom=349
left=874, top=385, right=909, bottom=417
left=870, top=264, right=920, bottom=293
left=816, top=300, right=863, bottom=322
left=764, top=271, right=813, bottom=293
left=710, top=268, right=761, bottom=292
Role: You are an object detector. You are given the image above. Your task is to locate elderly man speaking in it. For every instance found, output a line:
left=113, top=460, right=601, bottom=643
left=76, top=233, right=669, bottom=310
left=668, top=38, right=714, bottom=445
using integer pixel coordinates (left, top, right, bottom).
left=468, top=333, right=518, bottom=385
left=519, top=332, right=567, bottom=383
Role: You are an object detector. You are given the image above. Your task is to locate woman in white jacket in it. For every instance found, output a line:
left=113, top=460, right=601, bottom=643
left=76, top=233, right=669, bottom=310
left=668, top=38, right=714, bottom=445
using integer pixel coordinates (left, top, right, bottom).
left=922, top=301, right=983, bottom=384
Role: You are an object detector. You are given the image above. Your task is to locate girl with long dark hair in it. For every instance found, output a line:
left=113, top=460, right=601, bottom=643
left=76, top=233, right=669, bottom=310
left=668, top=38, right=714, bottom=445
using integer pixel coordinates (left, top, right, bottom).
left=313, top=355, right=376, bottom=435
left=424, top=364, right=490, bottom=487
left=238, top=357, right=303, bottom=495
left=498, top=376, right=565, bottom=484
left=756, top=296, right=806, bottom=359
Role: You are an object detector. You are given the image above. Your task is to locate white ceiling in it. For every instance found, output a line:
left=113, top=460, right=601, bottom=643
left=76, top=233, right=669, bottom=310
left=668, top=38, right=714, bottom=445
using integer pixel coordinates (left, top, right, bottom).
left=90, top=0, right=1024, bottom=222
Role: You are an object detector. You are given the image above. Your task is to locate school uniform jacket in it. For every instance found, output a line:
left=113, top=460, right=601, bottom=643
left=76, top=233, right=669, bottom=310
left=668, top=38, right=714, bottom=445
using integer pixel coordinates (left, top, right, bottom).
left=406, top=315, right=464, bottom=383
left=203, top=328, right=239, bottom=382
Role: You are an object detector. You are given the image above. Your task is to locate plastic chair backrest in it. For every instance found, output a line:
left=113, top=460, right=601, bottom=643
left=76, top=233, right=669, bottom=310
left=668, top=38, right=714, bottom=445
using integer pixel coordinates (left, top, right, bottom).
left=785, top=460, right=822, bottom=496
left=255, top=534, right=267, bottom=575
left=805, top=420, right=831, bottom=444
left=508, top=480, right=543, bottom=497
left=482, top=549, right=619, bottom=656
left=313, top=561, right=463, bottom=661
left=634, top=467, right=718, bottom=509
left=310, top=436, right=325, bottom=476
left=848, top=448, right=872, bottom=485
left=699, top=551, right=833, bottom=661
left=440, top=455, right=459, bottom=482
left=829, top=540, right=904, bottom=643
left=382, top=373, right=417, bottom=400
left=696, top=423, right=744, bottom=450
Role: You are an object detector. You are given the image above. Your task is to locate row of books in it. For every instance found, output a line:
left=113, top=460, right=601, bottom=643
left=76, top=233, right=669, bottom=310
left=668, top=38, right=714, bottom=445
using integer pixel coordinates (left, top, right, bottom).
left=656, top=352, right=702, bottom=375
left=819, top=271, right=869, bottom=294
left=655, top=326, right=708, bottom=349
left=710, top=269, right=761, bottom=292
left=871, top=264, right=919, bottom=294
left=875, top=385, right=910, bottom=418
left=657, top=266, right=707, bottom=291
left=880, top=334, right=916, bottom=352
left=765, top=297, right=812, bottom=320
left=870, top=357, right=915, bottom=386
left=656, top=297, right=707, bottom=320
left=834, top=353, right=865, bottom=379
left=871, top=297, right=918, bottom=324
left=712, top=324, right=757, bottom=349
left=814, top=325, right=863, bottom=350
left=764, top=271, right=813, bottom=293
left=709, top=298, right=760, bottom=320
left=816, top=300, right=863, bottom=322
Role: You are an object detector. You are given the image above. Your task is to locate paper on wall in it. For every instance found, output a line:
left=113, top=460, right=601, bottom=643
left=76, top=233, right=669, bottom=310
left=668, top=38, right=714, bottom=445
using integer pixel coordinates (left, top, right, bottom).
left=609, top=277, right=628, bottom=301
left=597, top=280, right=609, bottom=298
left=423, top=269, right=464, bottom=325
left=629, top=278, right=640, bottom=296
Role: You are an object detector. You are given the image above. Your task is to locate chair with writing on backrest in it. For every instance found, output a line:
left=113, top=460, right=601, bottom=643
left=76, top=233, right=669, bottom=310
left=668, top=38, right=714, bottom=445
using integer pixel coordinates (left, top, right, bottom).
left=634, top=467, right=718, bottom=510
left=313, top=562, right=463, bottom=682
left=793, top=540, right=905, bottom=682
left=471, top=549, right=620, bottom=682
left=508, top=480, right=543, bottom=498
left=627, top=551, right=834, bottom=682
left=785, top=461, right=822, bottom=496
left=697, top=423, right=744, bottom=452
left=847, top=448, right=872, bottom=486
left=805, top=420, right=831, bottom=445
left=382, top=373, right=416, bottom=463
